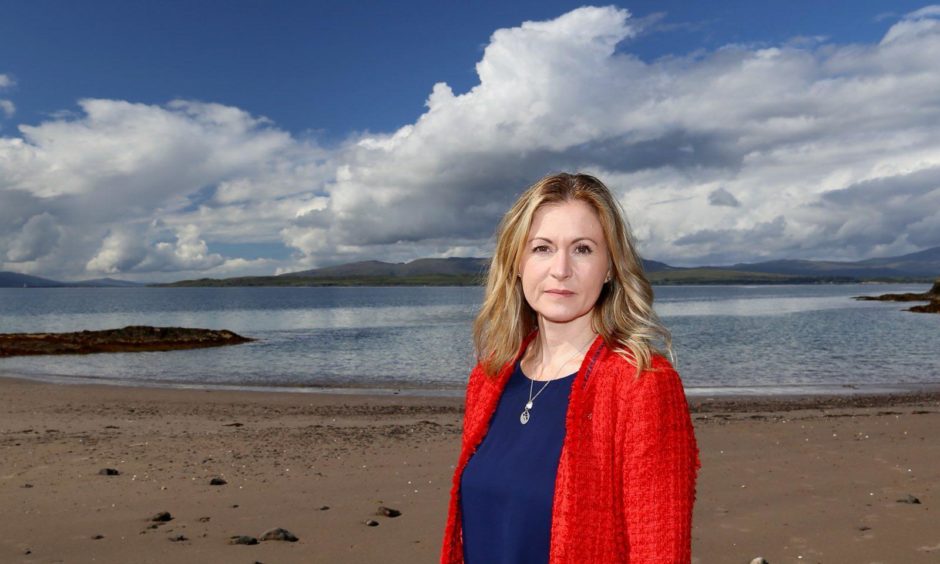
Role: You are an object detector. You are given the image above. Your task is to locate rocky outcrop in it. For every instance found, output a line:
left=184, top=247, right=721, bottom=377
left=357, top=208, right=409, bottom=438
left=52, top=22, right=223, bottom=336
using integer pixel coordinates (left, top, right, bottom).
left=0, top=326, right=253, bottom=357
left=855, top=279, right=940, bottom=313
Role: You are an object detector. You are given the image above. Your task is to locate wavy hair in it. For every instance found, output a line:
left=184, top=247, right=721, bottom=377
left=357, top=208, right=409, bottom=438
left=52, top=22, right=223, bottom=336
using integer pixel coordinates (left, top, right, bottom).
left=473, top=172, right=672, bottom=377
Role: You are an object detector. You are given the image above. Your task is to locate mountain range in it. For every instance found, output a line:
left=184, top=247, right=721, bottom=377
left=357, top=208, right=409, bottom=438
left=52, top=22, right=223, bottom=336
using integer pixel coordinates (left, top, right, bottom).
left=3, top=246, right=939, bottom=288
left=0, top=272, right=144, bottom=288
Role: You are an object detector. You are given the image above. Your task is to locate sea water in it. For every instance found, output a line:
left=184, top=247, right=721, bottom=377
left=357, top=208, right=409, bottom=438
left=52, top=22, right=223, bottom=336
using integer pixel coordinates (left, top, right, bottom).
left=0, top=284, right=937, bottom=395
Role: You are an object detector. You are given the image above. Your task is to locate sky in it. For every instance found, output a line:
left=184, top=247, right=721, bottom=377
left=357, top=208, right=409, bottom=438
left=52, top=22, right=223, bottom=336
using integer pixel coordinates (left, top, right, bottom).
left=2, top=1, right=940, bottom=281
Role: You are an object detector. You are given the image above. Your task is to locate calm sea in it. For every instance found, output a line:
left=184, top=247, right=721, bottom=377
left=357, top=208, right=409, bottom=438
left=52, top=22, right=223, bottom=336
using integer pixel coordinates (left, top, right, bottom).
left=1, top=284, right=938, bottom=396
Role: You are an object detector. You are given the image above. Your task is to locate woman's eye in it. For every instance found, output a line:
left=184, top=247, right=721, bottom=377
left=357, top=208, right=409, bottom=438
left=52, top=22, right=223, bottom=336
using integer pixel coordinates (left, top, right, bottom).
left=574, top=244, right=593, bottom=255
left=532, top=245, right=551, bottom=253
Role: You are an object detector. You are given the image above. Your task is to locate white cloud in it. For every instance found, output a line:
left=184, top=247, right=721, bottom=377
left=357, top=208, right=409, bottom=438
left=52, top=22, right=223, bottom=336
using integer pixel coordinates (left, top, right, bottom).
left=86, top=223, right=224, bottom=274
left=4, top=5, right=940, bottom=280
left=6, top=212, right=62, bottom=262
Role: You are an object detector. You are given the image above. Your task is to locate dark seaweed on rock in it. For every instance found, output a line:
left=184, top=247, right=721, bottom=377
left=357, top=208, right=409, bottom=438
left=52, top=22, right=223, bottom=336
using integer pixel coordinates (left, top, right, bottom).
left=854, top=279, right=940, bottom=314
left=0, top=325, right=253, bottom=357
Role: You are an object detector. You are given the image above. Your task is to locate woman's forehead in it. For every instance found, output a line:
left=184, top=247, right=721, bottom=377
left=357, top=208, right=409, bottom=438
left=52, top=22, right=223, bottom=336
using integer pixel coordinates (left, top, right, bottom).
left=528, top=200, right=604, bottom=239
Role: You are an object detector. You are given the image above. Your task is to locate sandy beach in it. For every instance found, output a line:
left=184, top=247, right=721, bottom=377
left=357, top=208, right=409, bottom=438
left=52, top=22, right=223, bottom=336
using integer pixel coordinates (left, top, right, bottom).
left=1, top=375, right=938, bottom=564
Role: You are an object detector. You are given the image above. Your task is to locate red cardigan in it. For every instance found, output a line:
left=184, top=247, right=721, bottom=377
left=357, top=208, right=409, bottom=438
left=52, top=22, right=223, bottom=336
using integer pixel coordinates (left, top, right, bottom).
left=441, top=334, right=700, bottom=563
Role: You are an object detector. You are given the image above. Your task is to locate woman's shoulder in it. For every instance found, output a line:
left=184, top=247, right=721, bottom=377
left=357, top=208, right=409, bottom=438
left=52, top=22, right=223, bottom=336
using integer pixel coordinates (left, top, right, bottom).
left=597, top=348, right=684, bottom=399
left=597, top=347, right=679, bottom=378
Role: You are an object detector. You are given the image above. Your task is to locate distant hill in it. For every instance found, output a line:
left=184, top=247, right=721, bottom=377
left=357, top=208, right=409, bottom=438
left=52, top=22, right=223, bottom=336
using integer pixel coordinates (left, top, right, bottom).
left=8, top=246, right=940, bottom=288
left=73, top=278, right=144, bottom=288
left=286, top=257, right=489, bottom=279
left=0, top=271, right=66, bottom=288
left=713, top=246, right=940, bottom=279
left=0, top=272, right=141, bottom=288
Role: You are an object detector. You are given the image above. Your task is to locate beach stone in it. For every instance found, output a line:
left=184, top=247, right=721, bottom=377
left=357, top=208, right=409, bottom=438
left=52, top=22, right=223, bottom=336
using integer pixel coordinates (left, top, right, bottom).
left=197, top=516, right=211, bottom=522
left=377, top=505, right=402, bottom=518
left=150, top=511, right=173, bottom=522
left=259, top=527, right=298, bottom=542
left=364, top=519, right=380, bottom=527
left=897, top=494, right=921, bottom=504
left=169, top=534, right=188, bottom=542
left=209, top=477, right=227, bottom=486
left=99, top=468, right=120, bottom=476
left=21, top=483, right=33, bottom=488
left=229, top=535, right=259, bottom=545
left=319, top=505, right=330, bottom=511
left=92, top=534, right=104, bottom=540
left=750, top=558, right=770, bottom=564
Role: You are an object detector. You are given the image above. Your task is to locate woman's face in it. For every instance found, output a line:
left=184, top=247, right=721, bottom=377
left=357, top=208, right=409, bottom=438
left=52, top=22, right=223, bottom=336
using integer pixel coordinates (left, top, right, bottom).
left=519, top=199, right=610, bottom=327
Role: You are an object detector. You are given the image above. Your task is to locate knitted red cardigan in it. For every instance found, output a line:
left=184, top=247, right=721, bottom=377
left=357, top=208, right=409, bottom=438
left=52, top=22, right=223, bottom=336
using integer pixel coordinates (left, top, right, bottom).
left=441, top=334, right=699, bottom=563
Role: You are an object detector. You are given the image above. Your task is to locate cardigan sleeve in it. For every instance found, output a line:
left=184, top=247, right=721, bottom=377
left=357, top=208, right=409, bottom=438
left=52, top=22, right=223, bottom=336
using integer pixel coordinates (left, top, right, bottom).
left=441, top=362, right=485, bottom=564
left=621, top=358, right=699, bottom=562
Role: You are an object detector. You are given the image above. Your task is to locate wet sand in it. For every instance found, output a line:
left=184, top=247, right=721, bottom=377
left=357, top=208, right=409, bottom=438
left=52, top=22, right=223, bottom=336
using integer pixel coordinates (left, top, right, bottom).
left=1, top=375, right=937, bottom=563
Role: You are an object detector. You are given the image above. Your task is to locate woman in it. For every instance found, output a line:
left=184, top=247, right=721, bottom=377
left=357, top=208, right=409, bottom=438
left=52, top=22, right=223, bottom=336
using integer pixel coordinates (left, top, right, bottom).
left=441, top=173, right=699, bottom=563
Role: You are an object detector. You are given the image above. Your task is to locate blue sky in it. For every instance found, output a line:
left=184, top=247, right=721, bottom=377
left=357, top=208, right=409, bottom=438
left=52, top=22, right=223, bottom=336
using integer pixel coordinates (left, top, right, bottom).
left=2, top=2, right=940, bottom=280
left=3, top=0, right=926, bottom=139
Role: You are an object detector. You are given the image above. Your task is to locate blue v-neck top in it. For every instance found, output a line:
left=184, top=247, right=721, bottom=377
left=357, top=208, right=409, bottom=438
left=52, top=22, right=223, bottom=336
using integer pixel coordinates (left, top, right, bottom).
left=459, top=361, right=576, bottom=564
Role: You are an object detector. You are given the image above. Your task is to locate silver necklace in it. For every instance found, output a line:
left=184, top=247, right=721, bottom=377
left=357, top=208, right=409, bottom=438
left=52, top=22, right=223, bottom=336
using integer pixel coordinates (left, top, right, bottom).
left=520, top=337, right=594, bottom=425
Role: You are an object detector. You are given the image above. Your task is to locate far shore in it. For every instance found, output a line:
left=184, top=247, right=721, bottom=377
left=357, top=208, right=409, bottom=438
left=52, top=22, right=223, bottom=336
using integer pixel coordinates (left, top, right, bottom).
left=1, top=375, right=938, bottom=563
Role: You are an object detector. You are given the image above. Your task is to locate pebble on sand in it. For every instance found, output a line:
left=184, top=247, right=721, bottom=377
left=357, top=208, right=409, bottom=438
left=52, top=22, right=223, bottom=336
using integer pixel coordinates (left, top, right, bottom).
left=377, top=506, right=402, bottom=518
left=150, top=511, right=173, bottom=522
left=209, top=477, right=227, bottom=486
left=364, top=519, right=380, bottom=527
left=99, top=468, right=121, bottom=476
left=750, top=558, right=770, bottom=564
left=229, top=535, right=259, bottom=545
left=897, top=494, right=922, bottom=504
left=259, top=527, right=299, bottom=542
left=169, top=534, right=188, bottom=542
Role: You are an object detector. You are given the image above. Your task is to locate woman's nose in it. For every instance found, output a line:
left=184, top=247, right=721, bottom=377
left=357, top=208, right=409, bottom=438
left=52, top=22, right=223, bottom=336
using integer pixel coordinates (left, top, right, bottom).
left=550, top=251, right=572, bottom=279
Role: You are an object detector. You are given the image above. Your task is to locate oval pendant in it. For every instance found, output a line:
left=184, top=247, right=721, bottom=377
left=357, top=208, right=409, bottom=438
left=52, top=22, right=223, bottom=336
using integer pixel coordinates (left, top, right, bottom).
left=520, top=409, right=530, bottom=425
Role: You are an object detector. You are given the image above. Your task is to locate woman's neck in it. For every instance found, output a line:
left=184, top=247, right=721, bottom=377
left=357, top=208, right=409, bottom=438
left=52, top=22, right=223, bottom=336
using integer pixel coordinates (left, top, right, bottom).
left=526, top=315, right=597, bottom=380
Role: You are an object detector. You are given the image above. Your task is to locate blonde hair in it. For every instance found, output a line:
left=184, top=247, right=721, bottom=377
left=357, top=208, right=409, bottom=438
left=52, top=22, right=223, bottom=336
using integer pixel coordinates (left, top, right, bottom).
left=473, top=172, right=672, bottom=377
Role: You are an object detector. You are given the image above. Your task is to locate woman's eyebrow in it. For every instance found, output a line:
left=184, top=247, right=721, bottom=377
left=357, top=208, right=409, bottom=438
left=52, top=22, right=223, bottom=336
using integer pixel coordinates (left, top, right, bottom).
left=527, top=236, right=599, bottom=244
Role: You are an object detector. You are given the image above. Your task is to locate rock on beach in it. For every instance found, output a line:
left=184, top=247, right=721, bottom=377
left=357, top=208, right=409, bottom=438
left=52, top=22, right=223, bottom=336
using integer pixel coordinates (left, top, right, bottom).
left=0, top=325, right=254, bottom=357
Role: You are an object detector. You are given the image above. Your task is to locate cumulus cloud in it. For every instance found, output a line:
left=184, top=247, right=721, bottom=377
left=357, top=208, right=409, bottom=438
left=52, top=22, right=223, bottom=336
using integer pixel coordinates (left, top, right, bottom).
left=6, top=212, right=62, bottom=262
left=1, top=98, right=330, bottom=279
left=4, top=6, right=940, bottom=279
left=86, top=223, right=224, bottom=274
left=287, top=4, right=940, bottom=266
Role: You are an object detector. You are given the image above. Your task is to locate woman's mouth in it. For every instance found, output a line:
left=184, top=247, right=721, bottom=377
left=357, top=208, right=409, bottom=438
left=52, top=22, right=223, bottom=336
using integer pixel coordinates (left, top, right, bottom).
left=545, top=289, right=575, bottom=296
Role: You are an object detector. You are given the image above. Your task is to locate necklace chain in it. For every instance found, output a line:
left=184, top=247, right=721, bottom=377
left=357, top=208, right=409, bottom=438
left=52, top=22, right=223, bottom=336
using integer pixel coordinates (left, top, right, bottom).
left=520, top=335, right=595, bottom=425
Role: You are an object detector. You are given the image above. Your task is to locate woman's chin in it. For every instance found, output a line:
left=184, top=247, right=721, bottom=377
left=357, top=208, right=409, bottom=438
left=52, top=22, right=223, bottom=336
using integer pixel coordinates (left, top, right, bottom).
left=536, top=308, right=593, bottom=326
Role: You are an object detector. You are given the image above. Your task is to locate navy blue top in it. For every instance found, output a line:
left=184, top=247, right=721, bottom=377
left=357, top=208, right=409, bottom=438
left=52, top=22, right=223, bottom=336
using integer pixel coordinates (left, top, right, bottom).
left=459, top=361, right=576, bottom=564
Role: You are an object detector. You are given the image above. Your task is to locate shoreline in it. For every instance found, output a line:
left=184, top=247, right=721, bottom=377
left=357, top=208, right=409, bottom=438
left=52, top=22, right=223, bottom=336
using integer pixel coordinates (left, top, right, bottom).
left=4, top=369, right=940, bottom=401
left=1, top=375, right=938, bottom=562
